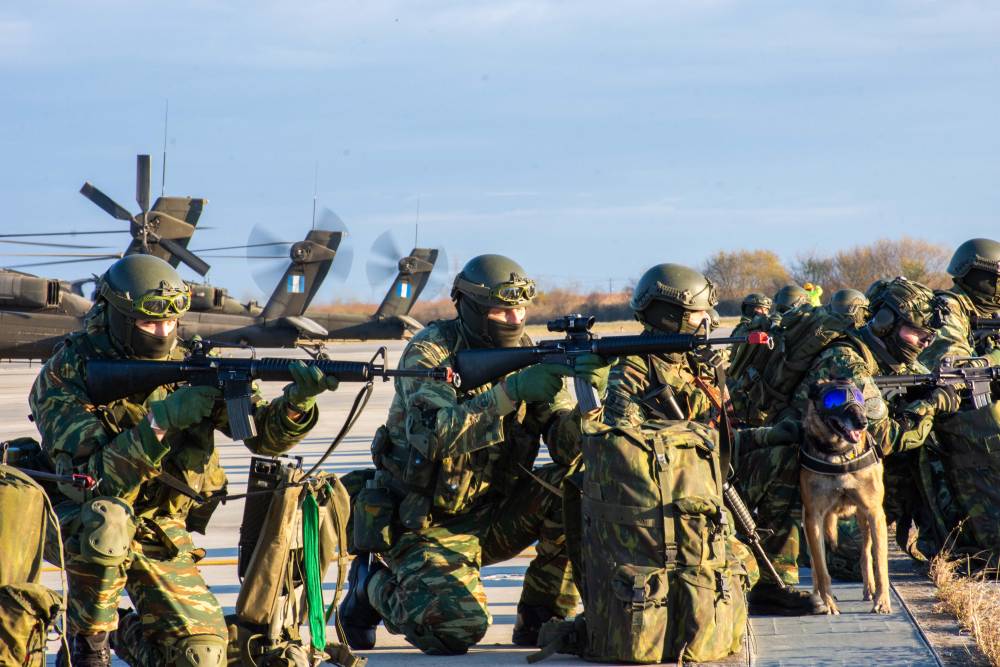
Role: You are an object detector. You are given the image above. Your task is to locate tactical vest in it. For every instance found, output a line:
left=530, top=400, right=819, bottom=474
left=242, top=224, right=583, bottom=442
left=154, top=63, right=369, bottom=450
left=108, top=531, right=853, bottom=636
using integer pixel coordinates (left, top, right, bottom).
left=364, top=320, right=544, bottom=540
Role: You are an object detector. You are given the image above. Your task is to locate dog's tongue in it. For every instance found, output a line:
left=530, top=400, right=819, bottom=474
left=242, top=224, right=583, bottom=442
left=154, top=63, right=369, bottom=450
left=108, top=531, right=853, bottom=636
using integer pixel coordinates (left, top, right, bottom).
left=846, top=427, right=865, bottom=443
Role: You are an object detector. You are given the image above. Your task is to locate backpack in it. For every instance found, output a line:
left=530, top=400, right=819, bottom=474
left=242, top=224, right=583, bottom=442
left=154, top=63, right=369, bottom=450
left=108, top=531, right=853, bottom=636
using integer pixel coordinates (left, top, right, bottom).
left=729, top=305, right=862, bottom=426
left=227, top=457, right=364, bottom=667
left=0, top=452, right=67, bottom=667
left=538, top=420, right=753, bottom=664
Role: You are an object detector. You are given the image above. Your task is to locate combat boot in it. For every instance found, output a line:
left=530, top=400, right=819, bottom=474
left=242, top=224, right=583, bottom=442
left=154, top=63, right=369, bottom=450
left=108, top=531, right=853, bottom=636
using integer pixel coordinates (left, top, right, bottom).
left=512, top=603, right=563, bottom=647
left=339, top=553, right=384, bottom=650
left=748, top=583, right=828, bottom=616
left=58, top=632, right=112, bottom=667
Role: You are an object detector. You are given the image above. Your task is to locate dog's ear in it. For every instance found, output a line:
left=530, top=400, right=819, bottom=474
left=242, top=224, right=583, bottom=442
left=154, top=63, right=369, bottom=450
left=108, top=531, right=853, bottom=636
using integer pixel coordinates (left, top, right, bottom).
left=807, top=381, right=827, bottom=400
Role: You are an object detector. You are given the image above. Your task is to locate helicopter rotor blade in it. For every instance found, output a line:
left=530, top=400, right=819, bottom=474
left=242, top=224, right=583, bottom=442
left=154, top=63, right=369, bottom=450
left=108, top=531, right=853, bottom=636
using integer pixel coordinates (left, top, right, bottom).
left=330, top=244, right=353, bottom=281
left=4, top=254, right=124, bottom=270
left=0, top=230, right=130, bottom=239
left=80, top=183, right=134, bottom=222
left=424, top=246, right=451, bottom=298
left=156, top=236, right=211, bottom=276
left=0, top=239, right=110, bottom=250
left=251, top=259, right=289, bottom=295
left=371, top=230, right=403, bottom=265
left=136, top=155, right=151, bottom=213
left=315, top=208, right=353, bottom=281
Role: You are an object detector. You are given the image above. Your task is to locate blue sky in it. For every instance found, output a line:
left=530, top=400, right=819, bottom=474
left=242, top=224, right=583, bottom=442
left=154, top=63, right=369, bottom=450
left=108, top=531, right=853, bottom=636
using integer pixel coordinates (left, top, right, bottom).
left=2, top=1, right=999, bottom=303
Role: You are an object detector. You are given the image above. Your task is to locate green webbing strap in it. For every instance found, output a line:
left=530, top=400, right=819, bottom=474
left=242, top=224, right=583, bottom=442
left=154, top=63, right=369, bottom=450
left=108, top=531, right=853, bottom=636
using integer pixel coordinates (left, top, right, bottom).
left=302, top=490, right=327, bottom=651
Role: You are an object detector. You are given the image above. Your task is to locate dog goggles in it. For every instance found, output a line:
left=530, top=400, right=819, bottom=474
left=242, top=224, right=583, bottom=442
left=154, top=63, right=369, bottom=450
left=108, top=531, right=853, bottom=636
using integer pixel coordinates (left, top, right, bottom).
left=819, top=384, right=865, bottom=412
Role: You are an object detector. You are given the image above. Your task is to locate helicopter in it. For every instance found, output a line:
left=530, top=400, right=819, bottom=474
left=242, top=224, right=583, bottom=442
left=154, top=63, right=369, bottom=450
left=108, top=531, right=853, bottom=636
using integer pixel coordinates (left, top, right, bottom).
left=0, top=155, right=443, bottom=359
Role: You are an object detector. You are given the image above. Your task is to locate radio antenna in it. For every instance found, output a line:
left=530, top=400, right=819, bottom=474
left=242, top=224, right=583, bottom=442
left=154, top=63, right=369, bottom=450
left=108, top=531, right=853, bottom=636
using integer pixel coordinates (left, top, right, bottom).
left=311, top=162, right=319, bottom=228
left=161, top=100, right=169, bottom=196
left=414, top=197, right=421, bottom=246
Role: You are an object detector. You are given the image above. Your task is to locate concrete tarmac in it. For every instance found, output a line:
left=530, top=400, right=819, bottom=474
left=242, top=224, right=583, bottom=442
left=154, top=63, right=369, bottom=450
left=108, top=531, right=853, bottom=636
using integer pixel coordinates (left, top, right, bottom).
left=0, top=341, right=939, bottom=666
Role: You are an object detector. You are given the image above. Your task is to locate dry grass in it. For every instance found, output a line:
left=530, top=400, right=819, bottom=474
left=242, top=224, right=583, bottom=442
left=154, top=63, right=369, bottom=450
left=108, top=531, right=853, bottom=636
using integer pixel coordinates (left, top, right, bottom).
left=930, top=551, right=1000, bottom=665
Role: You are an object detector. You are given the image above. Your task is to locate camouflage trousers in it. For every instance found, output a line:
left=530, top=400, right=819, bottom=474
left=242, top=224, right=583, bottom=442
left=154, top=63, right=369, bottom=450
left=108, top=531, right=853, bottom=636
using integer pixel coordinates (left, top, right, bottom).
left=65, top=514, right=227, bottom=665
left=368, top=462, right=578, bottom=655
left=734, top=445, right=801, bottom=586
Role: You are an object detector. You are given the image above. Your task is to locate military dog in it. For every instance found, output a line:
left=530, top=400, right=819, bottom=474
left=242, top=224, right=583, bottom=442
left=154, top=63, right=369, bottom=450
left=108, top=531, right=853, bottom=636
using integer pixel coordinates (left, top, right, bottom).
left=799, top=379, right=891, bottom=615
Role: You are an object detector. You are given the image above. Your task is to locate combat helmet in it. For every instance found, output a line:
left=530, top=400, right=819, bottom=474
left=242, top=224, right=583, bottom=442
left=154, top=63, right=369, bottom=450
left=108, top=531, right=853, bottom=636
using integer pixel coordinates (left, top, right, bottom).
left=947, top=238, right=1000, bottom=309
left=741, top=292, right=773, bottom=319
left=97, top=254, right=191, bottom=358
left=629, top=263, right=718, bottom=334
left=772, top=285, right=809, bottom=314
left=829, top=288, right=869, bottom=326
left=865, top=276, right=936, bottom=364
left=451, top=254, right=535, bottom=348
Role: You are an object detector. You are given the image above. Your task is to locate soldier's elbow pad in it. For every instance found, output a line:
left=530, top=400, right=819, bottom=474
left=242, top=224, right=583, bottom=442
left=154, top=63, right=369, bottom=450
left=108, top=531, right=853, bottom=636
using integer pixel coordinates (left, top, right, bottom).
left=79, top=496, right=136, bottom=567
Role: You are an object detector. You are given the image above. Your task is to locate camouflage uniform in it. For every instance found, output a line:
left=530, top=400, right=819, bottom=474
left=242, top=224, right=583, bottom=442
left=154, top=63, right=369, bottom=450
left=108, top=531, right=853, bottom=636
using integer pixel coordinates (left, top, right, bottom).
left=769, top=328, right=941, bottom=580
left=602, top=351, right=715, bottom=429
left=364, top=319, right=582, bottom=655
left=29, top=307, right=315, bottom=665
left=913, top=285, right=1000, bottom=559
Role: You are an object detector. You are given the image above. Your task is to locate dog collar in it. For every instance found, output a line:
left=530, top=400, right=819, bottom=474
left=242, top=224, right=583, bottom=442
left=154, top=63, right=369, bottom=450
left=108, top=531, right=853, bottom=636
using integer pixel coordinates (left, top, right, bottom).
left=799, top=442, right=880, bottom=475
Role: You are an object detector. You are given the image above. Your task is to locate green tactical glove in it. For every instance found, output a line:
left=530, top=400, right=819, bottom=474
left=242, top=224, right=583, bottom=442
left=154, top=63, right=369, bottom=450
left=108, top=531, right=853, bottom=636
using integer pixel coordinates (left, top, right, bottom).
left=149, top=385, right=221, bottom=432
left=573, top=353, right=616, bottom=397
left=760, top=418, right=803, bottom=447
left=929, top=385, right=961, bottom=415
left=284, top=360, right=340, bottom=412
left=505, top=363, right=572, bottom=404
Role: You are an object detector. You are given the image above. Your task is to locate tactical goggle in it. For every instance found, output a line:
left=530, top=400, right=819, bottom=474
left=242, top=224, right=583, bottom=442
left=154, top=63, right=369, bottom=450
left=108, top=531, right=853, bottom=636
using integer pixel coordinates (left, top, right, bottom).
left=101, top=283, right=191, bottom=318
left=456, top=278, right=537, bottom=305
left=132, top=291, right=191, bottom=317
left=818, top=384, right=865, bottom=412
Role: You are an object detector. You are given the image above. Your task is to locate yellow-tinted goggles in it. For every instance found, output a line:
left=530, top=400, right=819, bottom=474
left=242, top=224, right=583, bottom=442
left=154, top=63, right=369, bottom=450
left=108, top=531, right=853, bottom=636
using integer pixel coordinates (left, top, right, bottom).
left=133, top=291, right=191, bottom=317
left=456, top=277, right=537, bottom=306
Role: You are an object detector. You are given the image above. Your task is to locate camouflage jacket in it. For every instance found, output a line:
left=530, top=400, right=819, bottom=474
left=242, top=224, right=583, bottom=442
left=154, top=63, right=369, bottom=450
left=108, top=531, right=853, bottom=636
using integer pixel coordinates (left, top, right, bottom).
left=920, top=285, right=1000, bottom=369
left=602, top=351, right=717, bottom=429
left=380, top=318, right=582, bottom=520
left=29, top=308, right=315, bottom=532
left=787, top=328, right=937, bottom=457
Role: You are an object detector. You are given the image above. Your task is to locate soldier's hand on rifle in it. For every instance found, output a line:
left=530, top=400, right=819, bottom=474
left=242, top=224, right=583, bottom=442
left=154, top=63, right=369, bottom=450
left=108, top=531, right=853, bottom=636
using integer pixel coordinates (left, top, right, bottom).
left=929, top=385, right=961, bottom=415
left=504, top=363, right=572, bottom=404
left=573, top=352, right=616, bottom=396
left=284, top=360, right=340, bottom=414
left=148, top=385, right=221, bottom=434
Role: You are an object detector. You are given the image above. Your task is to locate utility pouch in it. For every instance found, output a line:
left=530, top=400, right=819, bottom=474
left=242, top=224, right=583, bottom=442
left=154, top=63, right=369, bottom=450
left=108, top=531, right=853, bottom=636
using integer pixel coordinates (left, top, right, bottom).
left=352, top=481, right=395, bottom=552
left=398, top=492, right=432, bottom=531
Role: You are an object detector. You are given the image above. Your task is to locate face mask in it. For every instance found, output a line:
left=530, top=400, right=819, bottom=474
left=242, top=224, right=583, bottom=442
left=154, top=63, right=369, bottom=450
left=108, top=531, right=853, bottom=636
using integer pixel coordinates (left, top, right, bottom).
left=458, top=298, right=524, bottom=348
left=884, top=323, right=925, bottom=365
left=107, top=307, right=176, bottom=359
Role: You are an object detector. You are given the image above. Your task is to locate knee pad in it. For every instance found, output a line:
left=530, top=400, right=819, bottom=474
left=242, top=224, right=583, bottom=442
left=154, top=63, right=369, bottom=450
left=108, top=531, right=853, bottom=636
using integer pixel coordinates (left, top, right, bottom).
left=170, top=634, right=228, bottom=667
left=79, top=497, right=136, bottom=567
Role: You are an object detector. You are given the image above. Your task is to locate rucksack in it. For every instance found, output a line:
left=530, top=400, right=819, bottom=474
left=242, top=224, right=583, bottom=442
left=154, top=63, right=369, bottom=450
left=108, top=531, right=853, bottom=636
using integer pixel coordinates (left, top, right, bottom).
left=227, top=457, right=364, bottom=667
left=729, top=305, right=863, bottom=426
left=0, top=453, right=68, bottom=667
left=536, top=420, right=753, bottom=664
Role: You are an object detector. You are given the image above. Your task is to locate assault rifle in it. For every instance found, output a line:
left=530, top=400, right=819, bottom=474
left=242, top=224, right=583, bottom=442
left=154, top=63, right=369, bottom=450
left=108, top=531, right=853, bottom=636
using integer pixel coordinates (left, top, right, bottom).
left=85, top=340, right=453, bottom=441
left=453, top=314, right=771, bottom=411
left=872, top=357, right=1000, bottom=410
left=972, top=316, right=1000, bottom=332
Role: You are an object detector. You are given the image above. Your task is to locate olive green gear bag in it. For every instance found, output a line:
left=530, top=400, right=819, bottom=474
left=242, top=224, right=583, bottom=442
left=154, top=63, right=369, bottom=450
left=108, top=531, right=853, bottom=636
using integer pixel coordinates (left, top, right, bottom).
left=540, top=420, right=751, bottom=664
left=228, top=460, right=364, bottom=667
left=729, top=304, right=864, bottom=426
left=0, top=460, right=69, bottom=666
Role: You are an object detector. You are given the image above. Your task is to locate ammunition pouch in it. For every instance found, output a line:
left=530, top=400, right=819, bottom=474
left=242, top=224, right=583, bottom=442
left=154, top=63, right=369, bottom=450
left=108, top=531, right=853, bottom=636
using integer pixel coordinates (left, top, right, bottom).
left=78, top=497, right=136, bottom=567
left=352, top=477, right=396, bottom=553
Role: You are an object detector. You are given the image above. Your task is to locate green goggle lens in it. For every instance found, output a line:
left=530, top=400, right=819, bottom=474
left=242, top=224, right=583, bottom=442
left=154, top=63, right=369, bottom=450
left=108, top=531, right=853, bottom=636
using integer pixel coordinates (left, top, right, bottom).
left=134, top=291, right=191, bottom=317
left=495, top=283, right=536, bottom=304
